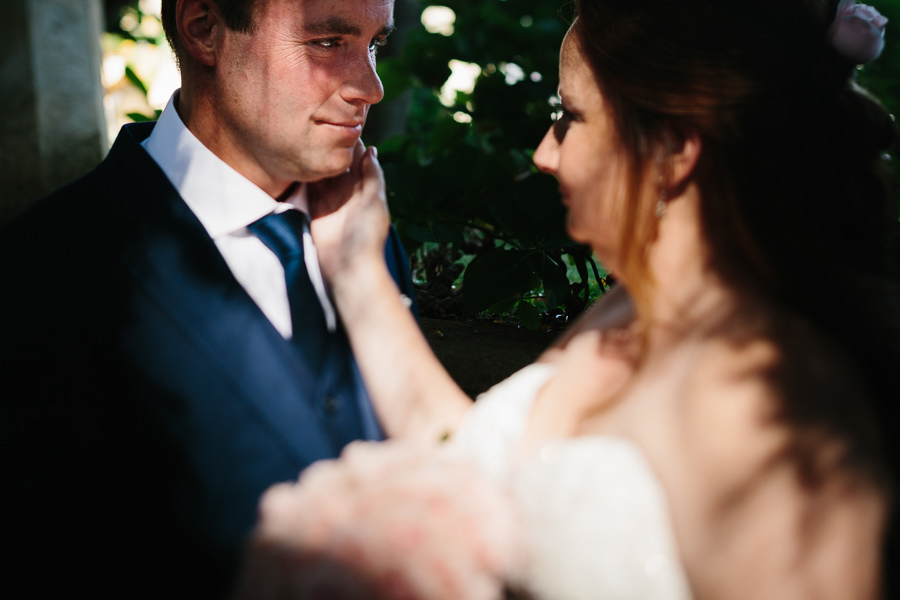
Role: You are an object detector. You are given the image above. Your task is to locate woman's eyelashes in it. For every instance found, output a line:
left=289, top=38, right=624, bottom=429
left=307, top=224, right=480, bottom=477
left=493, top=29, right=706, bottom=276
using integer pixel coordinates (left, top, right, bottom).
left=550, top=96, right=576, bottom=142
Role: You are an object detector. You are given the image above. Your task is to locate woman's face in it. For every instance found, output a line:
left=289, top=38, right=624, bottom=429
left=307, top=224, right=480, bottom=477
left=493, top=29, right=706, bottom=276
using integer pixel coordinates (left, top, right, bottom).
left=534, top=31, right=628, bottom=273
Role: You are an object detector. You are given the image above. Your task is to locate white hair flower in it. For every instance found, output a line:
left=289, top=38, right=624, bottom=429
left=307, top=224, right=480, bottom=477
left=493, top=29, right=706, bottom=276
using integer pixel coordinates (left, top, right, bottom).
left=829, top=0, right=889, bottom=64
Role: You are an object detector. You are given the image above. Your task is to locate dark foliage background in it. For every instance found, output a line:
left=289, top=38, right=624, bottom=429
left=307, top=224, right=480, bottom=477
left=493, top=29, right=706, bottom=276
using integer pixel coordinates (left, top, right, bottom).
left=367, top=0, right=605, bottom=328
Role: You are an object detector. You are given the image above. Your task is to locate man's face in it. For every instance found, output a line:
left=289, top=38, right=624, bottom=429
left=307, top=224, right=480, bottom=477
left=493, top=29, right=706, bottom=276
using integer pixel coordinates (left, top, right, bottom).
left=210, top=0, right=394, bottom=195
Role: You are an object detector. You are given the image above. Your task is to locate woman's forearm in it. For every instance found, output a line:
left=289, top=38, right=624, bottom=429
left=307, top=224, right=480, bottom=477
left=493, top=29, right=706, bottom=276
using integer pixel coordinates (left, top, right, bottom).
left=309, top=147, right=472, bottom=441
left=331, top=256, right=472, bottom=442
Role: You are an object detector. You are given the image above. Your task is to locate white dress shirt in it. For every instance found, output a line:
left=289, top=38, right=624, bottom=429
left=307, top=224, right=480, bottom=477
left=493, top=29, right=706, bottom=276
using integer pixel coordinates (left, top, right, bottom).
left=141, top=91, right=337, bottom=338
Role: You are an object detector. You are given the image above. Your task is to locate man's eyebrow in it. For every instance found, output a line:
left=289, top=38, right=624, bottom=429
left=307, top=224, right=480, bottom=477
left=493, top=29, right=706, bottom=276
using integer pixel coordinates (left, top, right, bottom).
left=304, top=17, right=396, bottom=38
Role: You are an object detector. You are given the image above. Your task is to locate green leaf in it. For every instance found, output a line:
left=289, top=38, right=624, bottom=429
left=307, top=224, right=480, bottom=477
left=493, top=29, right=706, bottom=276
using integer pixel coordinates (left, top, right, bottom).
left=124, top=65, right=148, bottom=96
left=126, top=111, right=159, bottom=123
left=515, top=300, right=543, bottom=330
left=428, top=117, right=471, bottom=154
left=535, top=252, right=571, bottom=309
left=375, top=134, right=412, bottom=156
left=462, top=247, right=538, bottom=314
left=377, top=58, right=414, bottom=103
left=403, top=221, right=466, bottom=244
left=487, top=296, right=519, bottom=316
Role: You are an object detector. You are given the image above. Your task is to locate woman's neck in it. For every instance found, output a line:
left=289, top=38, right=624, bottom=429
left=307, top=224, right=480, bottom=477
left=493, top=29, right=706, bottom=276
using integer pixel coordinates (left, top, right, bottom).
left=642, top=186, right=748, bottom=347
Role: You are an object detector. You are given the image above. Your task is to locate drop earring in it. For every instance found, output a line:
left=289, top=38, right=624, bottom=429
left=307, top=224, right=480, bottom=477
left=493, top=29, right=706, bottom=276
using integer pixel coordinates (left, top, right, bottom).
left=655, top=155, right=669, bottom=218
left=655, top=195, right=667, bottom=218
left=656, top=175, right=667, bottom=218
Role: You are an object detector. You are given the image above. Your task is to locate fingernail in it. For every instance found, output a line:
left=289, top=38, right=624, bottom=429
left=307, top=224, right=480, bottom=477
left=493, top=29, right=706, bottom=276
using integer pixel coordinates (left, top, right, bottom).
left=372, top=147, right=379, bottom=159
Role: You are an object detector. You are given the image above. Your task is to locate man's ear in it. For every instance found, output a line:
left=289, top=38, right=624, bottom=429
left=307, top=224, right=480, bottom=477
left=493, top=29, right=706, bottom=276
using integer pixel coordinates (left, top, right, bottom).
left=177, top=0, right=220, bottom=67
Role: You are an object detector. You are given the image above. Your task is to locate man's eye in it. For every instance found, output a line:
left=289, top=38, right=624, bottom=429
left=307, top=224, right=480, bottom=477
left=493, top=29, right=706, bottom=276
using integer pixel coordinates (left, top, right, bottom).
left=369, top=38, right=388, bottom=54
left=313, top=38, right=341, bottom=48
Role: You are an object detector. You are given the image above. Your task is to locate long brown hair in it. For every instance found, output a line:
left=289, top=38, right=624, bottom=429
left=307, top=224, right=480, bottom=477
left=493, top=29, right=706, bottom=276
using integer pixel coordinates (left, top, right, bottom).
left=572, top=0, right=898, bottom=591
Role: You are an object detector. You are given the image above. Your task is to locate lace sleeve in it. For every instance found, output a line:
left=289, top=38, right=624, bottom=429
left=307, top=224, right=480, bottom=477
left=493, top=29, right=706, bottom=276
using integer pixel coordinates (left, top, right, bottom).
left=450, top=363, right=557, bottom=482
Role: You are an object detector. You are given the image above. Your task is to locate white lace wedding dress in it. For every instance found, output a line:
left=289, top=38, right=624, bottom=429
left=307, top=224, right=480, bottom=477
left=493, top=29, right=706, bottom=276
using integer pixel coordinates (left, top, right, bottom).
left=452, top=363, right=693, bottom=600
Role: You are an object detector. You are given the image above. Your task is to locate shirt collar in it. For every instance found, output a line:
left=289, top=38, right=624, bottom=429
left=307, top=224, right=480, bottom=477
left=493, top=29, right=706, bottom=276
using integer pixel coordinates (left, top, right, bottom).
left=142, top=91, right=307, bottom=238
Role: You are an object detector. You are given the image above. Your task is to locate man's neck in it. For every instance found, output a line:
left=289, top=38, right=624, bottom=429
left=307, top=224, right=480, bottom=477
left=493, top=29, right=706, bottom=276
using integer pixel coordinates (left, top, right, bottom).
left=175, top=86, right=294, bottom=199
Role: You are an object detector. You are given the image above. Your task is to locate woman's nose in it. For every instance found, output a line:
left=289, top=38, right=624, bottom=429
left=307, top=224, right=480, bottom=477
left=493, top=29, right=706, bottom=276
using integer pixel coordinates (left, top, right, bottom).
left=533, top=126, right=559, bottom=176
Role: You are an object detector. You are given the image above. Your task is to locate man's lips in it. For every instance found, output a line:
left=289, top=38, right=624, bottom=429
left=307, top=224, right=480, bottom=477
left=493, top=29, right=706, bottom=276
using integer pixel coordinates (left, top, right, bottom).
left=318, top=120, right=364, bottom=134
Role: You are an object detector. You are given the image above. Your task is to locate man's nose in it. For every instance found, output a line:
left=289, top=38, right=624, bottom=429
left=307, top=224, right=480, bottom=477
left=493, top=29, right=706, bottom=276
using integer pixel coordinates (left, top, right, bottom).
left=341, top=52, right=385, bottom=106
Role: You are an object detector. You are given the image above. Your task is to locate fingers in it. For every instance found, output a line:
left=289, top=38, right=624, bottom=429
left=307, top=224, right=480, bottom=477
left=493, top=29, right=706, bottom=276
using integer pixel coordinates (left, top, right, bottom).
left=359, top=147, right=389, bottom=214
left=360, top=147, right=381, bottom=182
left=309, top=145, right=384, bottom=219
left=308, top=146, right=365, bottom=216
left=349, top=139, right=367, bottom=177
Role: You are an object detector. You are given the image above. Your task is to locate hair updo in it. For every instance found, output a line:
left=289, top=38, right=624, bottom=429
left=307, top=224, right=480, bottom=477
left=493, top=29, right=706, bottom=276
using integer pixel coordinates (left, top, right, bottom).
left=571, top=0, right=898, bottom=592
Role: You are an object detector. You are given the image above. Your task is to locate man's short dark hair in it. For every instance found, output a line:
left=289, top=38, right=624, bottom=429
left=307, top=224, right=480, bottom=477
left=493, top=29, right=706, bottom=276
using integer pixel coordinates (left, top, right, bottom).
left=161, top=0, right=257, bottom=64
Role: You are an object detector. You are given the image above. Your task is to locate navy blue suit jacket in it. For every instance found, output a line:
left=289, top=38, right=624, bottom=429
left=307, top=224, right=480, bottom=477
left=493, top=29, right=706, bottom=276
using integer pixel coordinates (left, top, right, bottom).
left=0, top=122, right=414, bottom=598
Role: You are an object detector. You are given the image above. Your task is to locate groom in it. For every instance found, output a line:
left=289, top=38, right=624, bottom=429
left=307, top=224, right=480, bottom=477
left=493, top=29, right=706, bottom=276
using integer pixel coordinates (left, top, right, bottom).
left=0, top=0, right=408, bottom=597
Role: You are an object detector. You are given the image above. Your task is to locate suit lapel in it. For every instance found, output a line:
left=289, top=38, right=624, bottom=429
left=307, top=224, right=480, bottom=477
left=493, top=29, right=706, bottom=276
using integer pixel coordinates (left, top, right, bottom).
left=103, top=123, right=339, bottom=464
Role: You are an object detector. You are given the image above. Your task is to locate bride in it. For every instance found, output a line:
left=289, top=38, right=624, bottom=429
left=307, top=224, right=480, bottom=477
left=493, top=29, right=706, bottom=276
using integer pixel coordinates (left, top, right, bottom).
left=244, top=0, right=899, bottom=597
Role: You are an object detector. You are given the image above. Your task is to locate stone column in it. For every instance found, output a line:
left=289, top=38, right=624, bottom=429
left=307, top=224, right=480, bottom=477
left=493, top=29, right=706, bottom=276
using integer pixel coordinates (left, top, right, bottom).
left=0, top=0, right=107, bottom=225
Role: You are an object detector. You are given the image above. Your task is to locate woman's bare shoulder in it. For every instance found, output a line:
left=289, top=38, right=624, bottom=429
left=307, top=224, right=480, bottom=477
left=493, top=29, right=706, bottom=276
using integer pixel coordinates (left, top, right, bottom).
left=675, top=312, right=870, bottom=466
left=661, top=318, right=886, bottom=600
